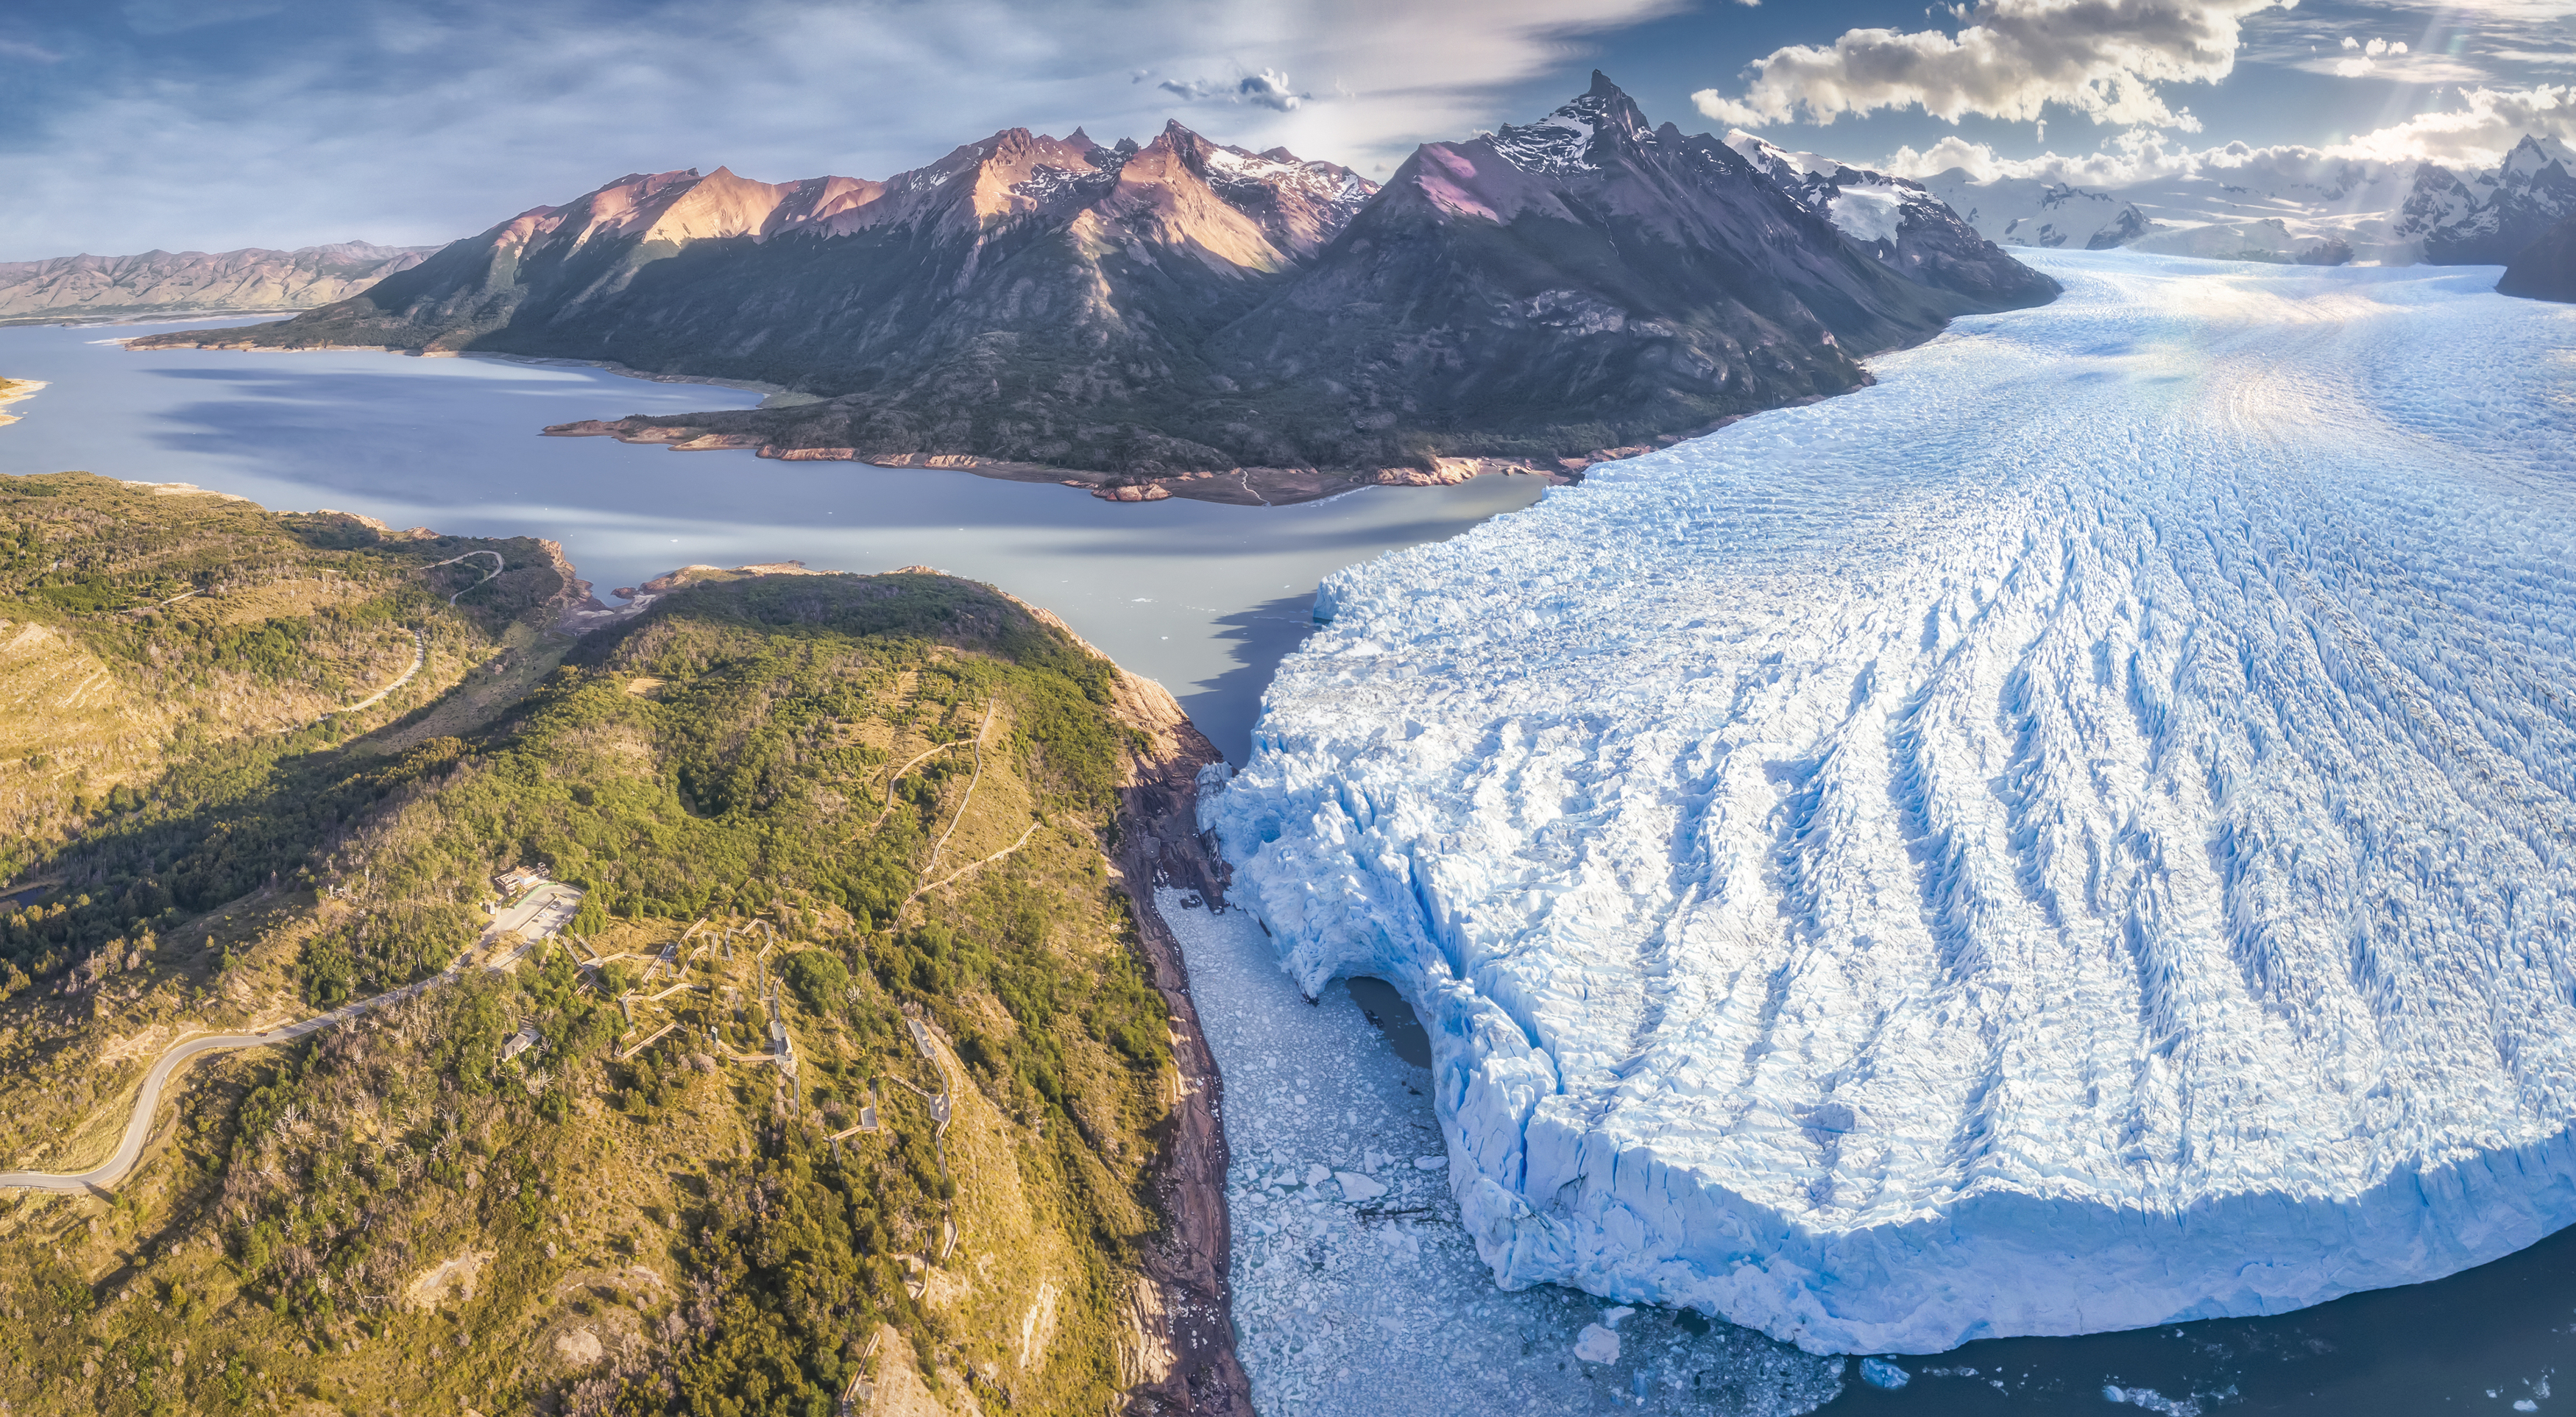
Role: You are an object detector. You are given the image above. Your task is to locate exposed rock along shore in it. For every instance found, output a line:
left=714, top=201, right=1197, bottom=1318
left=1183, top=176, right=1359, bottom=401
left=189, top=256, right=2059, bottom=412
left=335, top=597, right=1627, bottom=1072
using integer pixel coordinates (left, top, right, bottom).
left=534, top=417, right=1715, bottom=506
left=0, top=377, right=46, bottom=426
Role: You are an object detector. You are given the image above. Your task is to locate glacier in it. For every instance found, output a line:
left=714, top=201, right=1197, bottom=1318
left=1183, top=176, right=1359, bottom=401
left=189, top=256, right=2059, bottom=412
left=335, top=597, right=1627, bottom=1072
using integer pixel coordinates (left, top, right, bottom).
left=1200, top=250, right=2576, bottom=1356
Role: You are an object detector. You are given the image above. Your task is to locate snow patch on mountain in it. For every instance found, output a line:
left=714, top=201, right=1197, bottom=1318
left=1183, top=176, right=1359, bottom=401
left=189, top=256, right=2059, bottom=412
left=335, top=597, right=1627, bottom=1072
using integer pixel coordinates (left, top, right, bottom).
left=1826, top=185, right=1906, bottom=243
left=1203, top=249, right=2576, bottom=1355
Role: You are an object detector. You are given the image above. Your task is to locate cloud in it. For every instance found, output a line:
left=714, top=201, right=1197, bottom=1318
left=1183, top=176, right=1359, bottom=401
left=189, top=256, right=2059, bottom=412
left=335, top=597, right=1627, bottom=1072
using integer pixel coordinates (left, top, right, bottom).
left=2329, top=35, right=2410, bottom=76
left=0, top=0, right=1684, bottom=260
left=1159, top=68, right=1308, bottom=110
left=118, top=0, right=286, bottom=36
left=1239, top=68, right=1306, bottom=111
left=0, top=38, right=64, bottom=62
left=1693, top=0, right=2295, bottom=131
left=1879, top=81, right=2575, bottom=182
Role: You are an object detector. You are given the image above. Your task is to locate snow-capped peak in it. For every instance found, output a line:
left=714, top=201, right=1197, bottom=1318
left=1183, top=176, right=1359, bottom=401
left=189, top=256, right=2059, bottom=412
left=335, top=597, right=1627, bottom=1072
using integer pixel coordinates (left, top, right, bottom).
left=2502, top=133, right=2576, bottom=181
left=1487, top=71, right=1647, bottom=176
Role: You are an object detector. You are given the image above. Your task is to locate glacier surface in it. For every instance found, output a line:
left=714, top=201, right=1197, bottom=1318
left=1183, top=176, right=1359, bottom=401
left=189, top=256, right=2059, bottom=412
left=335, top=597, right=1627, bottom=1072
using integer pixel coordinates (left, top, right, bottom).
left=1201, top=250, right=2576, bottom=1355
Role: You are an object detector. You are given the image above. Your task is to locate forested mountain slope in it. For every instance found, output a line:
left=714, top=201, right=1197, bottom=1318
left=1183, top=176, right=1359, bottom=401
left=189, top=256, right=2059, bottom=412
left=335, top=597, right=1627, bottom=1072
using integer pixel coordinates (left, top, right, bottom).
left=0, top=487, right=1239, bottom=1416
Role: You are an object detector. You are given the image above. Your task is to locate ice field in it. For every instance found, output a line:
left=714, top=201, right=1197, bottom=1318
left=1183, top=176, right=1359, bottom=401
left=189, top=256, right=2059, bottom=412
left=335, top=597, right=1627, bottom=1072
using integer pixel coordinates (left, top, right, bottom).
left=1201, top=250, right=2576, bottom=1355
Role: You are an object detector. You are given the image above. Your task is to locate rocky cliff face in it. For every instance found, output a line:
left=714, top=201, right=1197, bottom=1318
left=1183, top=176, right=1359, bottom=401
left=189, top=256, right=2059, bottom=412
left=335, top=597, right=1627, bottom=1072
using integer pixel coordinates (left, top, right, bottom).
left=0, top=241, right=434, bottom=322
left=2498, top=211, right=2576, bottom=303
left=1725, top=129, right=2067, bottom=305
left=135, top=74, right=2053, bottom=473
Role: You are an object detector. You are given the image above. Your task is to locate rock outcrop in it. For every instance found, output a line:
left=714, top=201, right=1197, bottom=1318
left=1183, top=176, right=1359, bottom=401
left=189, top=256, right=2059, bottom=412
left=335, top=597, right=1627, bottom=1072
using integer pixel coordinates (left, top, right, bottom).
left=2498, top=211, right=2576, bottom=303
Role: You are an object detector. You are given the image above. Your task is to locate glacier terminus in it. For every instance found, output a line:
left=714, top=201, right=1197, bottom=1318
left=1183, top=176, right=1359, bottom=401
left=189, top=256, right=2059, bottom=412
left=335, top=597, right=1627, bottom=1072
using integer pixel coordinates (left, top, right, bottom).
left=1202, top=250, right=2576, bottom=1356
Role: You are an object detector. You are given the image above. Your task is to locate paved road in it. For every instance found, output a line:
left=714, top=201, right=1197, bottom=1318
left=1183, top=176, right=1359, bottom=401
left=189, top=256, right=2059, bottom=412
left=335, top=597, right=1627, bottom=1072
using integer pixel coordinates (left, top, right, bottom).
left=0, top=980, right=436, bottom=1194
left=485, top=883, right=581, bottom=961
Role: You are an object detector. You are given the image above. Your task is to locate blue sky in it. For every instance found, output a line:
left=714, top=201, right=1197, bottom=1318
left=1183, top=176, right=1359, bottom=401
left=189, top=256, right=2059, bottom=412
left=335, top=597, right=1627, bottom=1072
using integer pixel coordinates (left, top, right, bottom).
left=0, top=0, right=2569, bottom=260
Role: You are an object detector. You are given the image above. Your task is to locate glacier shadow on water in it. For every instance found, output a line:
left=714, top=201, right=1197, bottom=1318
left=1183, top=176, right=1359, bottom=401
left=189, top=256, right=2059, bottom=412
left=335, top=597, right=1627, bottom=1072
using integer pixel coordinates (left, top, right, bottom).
left=1822, top=1216, right=2576, bottom=1413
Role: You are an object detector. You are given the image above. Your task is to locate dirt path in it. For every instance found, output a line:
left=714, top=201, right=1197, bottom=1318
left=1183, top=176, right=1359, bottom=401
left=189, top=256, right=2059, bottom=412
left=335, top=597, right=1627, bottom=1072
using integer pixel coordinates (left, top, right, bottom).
left=422, top=549, right=503, bottom=605
left=908, top=820, right=1041, bottom=900
left=335, top=627, right=424, bottom=714
left=850, top=735, right=974, bottom=841
left=920, top=702, right=997, bottom=878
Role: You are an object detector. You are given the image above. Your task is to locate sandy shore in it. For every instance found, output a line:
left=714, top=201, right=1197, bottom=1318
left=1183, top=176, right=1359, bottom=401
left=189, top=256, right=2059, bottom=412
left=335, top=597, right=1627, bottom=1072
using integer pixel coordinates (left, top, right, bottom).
left=0, top=378, right=45, bottom=426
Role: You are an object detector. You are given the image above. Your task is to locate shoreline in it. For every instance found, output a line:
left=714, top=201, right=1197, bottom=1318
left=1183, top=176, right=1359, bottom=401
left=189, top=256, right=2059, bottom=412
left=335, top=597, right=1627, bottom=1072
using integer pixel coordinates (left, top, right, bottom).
left=0, top=377, right=45, bottom=426
left=111, top=333, right=823, bottom=409
left=1108, top=670, right=1255, bottom=1416
left=542, top=419, right=1602, bottom=508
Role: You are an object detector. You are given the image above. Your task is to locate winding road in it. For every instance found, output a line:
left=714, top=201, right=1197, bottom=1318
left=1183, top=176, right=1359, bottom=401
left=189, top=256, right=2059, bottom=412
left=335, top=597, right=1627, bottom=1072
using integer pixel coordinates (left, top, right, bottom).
left=422, top=549, right=504, bottom=605
left=0, top=978, right=439, bottom=1195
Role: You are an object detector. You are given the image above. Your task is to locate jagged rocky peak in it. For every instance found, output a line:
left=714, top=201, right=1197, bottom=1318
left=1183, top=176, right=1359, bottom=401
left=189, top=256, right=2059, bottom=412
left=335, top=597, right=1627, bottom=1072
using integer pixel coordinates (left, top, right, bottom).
left=1175, top=123, right=1380, bottom=256
left=2398, top=132, right=2576, bottom=264
left=1487, top=70, right=1652, bottom=174
left=1073, top=120, right=1298, bottom=272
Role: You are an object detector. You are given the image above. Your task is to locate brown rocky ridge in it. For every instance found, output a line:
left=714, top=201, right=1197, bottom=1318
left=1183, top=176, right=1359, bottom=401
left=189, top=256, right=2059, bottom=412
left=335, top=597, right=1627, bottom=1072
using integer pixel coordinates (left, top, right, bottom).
left=132, top=73, right=2053, bottom=493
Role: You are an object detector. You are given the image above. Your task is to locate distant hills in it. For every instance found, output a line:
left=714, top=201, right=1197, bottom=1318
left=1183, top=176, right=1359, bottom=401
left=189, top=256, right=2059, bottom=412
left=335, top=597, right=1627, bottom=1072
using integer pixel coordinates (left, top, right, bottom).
left=132, top=74, right=2056, bottom=476
left=0, top=241, right=436, bottom=324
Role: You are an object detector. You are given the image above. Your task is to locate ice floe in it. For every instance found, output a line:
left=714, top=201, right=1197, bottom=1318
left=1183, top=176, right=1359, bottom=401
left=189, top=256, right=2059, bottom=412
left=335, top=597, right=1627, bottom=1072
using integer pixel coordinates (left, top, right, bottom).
left=1164, top=887, right=1845, bottom=1413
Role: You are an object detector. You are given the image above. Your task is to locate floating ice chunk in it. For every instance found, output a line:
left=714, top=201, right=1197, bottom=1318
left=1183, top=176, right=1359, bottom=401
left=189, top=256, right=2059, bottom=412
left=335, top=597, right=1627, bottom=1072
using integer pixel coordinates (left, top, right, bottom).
left=1861, top=1360, right=1911, bottom=1391
left=2515, top=1404, right=2538, bottom=1415
left=2103, top=1388, right=2202, bottom=1416
left=1303, top=1163, right=1331, bottom=1187
left=1603, top=1305, right=1635, bottom=1329
left=1337, top=1171, right=1389, bottom=1201
left=1363, top=1148, right=1387, bottom=1170
left=1206, top=251, right=2576, bottom=1356
left=1573, top=1324, right=1621, bottom=1364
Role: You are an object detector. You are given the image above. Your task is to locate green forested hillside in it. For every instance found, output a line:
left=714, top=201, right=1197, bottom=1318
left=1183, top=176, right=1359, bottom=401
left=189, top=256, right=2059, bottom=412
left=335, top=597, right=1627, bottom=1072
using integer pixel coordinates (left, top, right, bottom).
left=0, top=525, right=1222, bottom=1416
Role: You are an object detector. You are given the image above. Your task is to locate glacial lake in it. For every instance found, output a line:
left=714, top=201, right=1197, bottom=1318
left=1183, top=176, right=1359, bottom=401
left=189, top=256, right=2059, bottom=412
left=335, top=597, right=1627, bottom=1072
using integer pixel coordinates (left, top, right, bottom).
left=0, top=316, right=1547, bottom=763
left=8, top=300, right=2576, bottom=1416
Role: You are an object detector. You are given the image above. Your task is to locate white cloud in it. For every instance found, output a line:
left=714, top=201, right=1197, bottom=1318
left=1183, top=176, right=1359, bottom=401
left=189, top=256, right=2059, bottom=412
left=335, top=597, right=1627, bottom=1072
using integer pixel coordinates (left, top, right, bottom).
left=1239, top=68, right=1306, bottom=112
left=1163, top=66, right=1311, bottom=112
left=1694, top=0, right=2294, bottom=132
left=1880, top=81, right=2575, bottom=182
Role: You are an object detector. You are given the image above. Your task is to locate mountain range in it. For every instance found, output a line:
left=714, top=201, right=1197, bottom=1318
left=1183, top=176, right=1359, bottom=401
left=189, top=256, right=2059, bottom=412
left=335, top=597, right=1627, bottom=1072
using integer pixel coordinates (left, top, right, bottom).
left=0, top=242, right=436, bottom=324
left=132, top=74, right=2056, bottom=476
left=2393, top=135, right=2576, bottom=266
left=1911, top=134, right=2576, bottom=269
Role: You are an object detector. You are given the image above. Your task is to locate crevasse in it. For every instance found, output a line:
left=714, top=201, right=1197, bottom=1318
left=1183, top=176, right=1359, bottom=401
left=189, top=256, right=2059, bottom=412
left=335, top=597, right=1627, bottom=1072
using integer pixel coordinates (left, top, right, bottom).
left=1200, top=250, right=2576, bottom=1356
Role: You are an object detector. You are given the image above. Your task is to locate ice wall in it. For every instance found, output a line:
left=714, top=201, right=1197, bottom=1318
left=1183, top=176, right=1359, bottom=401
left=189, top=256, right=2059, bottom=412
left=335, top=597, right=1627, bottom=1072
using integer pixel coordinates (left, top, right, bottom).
left=1202, top=251, right=2576, bottom=1355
